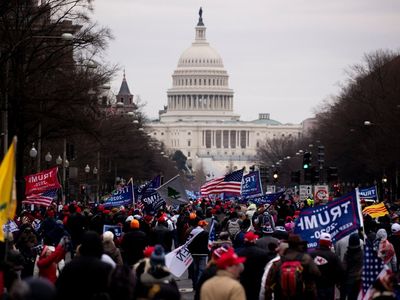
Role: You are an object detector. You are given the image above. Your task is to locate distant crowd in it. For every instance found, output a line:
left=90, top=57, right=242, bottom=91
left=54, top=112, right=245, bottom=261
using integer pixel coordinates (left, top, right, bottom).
left=1, top=195, right=400, bottom=300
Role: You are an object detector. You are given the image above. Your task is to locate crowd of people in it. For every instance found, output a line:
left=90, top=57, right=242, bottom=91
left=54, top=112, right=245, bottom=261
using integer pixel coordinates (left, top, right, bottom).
left=0, top=194, right=400, bottom=300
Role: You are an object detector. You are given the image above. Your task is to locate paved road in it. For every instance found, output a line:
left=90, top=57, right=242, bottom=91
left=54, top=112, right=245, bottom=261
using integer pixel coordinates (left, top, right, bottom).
left=175, top=270, right=195, bottom=300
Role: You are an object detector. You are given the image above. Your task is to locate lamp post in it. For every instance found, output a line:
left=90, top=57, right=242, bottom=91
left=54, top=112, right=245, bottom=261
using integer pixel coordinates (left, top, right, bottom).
left=93, top=166, right=98, bottom=202
left=29, top=143, right=38, bottom=173
left=84, top=164, right=90, bottom=204
left=45, top=151, right=52, bottom=169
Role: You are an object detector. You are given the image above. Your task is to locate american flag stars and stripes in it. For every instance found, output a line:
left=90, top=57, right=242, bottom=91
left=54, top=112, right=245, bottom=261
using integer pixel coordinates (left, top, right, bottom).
left=200, top=169, right=243, bottom=196
left=208, top=219, right=216, bottom=251
left=23, top=189, right=58, bottom=207
left=361, top=241, right=384, bottom=298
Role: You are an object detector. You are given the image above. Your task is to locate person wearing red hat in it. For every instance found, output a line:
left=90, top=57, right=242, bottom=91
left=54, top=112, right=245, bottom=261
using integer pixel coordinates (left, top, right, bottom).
left=237, top=231, right=270, bottom=300
left=200, top=247, right=246, bottom=300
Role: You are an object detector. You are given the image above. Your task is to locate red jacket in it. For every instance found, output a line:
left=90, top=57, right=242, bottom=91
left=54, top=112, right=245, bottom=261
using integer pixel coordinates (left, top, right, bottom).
left=36, top=245, right=65, bottom=283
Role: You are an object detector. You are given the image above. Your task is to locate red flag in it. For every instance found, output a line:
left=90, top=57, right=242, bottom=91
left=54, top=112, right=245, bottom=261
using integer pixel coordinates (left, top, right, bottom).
left=25, top=167, right=61, bottom=195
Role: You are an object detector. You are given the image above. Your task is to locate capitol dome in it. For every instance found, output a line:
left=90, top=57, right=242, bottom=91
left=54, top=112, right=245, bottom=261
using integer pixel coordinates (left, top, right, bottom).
left=160, top=9, right=238, bottom=123
left=178, top=44, right=224, bottom=68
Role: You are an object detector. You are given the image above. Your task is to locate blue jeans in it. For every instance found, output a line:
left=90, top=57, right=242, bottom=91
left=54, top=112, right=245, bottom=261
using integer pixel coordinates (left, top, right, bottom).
left=192, top=255, right=208, bottom=290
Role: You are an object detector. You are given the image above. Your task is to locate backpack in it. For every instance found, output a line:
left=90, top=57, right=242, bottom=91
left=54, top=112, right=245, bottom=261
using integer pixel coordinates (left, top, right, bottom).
left=277, top=255, right=305, bottom=299
left=261, top=212, right=274, bottom=234
left=227, top=218, right=241, bottom=239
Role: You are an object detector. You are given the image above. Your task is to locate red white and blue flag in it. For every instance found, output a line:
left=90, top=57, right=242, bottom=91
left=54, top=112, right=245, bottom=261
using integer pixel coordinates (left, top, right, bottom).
left=23, top=189, right=58, bottom=207
left=200, top=169, right=243, bottom=196
left=208, top=218, right=216, bottom=250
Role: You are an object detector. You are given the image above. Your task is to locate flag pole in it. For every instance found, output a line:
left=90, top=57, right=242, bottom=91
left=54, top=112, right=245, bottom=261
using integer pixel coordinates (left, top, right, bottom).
left=355, top=188, right=365, bottom=236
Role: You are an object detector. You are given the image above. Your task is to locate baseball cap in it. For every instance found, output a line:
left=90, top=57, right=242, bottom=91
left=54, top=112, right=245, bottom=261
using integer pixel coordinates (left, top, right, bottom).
left=391, top=223, right=400, bottom=233
left=216, top=248, right=246, bottom=269
left=244, top=231, right=259, bottom=242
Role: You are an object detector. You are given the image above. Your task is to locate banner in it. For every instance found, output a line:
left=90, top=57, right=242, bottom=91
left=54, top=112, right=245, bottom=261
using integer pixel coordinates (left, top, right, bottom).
left=103, top=183, right=134, bottom=208
left=165, top=227, right=204, bottom=277
left=294, top=191, right=362, bottom=250
left=103, top=224, right=123, bottom=238
left=25, top=167, right=61, bottom=195
left=136, top=175, right=162, bottom=200
left=241, top=170, right=263, bottom=198
left=141, top=191, right=165, bottom=214
left=157, top=175, right=189, bottom=205
left=240, top=191, right=284, bottom=205
left=358, top=186, right=378, bottom=201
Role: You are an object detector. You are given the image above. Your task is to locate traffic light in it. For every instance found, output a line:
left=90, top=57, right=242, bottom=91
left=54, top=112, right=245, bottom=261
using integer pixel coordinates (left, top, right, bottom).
left=291, top=170, right=301, bottom=183
left=327, top=167, right=338, bottom=182
left=303, top=152, right=312, bottom=169
left=273, top=170, right=279, bottom=182
left=304, top=168, right=311, bottom=183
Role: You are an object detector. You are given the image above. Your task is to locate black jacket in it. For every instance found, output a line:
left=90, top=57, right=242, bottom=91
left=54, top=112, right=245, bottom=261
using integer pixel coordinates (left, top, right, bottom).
left=310, top=245, right=344, bottom=288
left=188, top=230, right=209, bottom=255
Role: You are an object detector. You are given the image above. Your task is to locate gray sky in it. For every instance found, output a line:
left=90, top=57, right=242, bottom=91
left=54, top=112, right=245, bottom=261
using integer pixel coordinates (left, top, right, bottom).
left=92, top=0, right=400, bottom=124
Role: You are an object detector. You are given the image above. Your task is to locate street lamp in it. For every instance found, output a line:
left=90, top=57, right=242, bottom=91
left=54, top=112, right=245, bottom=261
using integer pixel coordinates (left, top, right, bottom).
left=56, top=155, right=62, bottom=165
left=84, top=164, right=90, bottom=174
left=45, top=151, right=52, bottom=168
left=29, top=143, right=37, bottom=173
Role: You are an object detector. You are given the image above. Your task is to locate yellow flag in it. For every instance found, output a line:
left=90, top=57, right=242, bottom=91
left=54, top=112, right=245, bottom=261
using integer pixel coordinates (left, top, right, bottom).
left=0, top=137, right=17, bottom=242
left=362, top=202, right=388, bottom=219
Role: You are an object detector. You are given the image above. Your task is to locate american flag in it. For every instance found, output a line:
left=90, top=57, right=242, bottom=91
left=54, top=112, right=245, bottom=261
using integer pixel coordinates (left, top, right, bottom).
left=208, top=218, right=216, bottom=250
left=200, top=169, right=243, bottom=196
left=360, top=241, right=384, bottom=299
left=23, top=189, right=58, bottom=207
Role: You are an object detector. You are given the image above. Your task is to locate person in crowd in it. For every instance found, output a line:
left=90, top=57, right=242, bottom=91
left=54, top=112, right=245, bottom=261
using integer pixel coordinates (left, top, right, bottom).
left=237, top=231, right=270, bottom=300
left=135, top=244, right=180, bottom=299
left=200, top=247, right=246, bottom=300
left=195, top=246, right=230, bottom=300
left=341, top=232, right=363, bottom=300
left=55, top=231, right=113, bottom=300
left=36, top=236, right=69, bottom=284
left=150, top=215, right=173, bottom=252
left=65, top=204, right=86, bottom=253
left=388, top=223, right=400, bottom=271
left=9, top=277, right=57, bottom=300
left=310, top=233, right=344, bottom=300
left=102, top=230, right=123, bottom=266
left=15, top=225, right=39, bottom=279
left=120, top=218, right=148, bottom=266
left=108, top=264, right=137, bottom=300
left=188, top=219, right=210, bottom=290
left=375, top=228, right=397, bottom=272
left=264, top=234, right=321, bottom=300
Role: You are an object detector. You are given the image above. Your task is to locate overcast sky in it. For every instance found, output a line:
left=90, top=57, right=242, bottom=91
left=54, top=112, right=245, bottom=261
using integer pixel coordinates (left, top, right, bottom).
left=91, top=0, right=400, bottom=124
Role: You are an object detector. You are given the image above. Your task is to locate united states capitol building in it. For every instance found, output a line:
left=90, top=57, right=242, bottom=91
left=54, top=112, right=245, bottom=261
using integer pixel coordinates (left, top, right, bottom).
left=145, top=10, right=309, bottom=177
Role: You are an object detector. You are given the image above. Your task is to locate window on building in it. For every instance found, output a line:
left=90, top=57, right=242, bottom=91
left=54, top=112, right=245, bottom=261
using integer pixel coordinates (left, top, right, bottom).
left=161, top=132, right=164, bottom=136
left=153, top=132, right=157, bottom=135
left=216, top=130, right=221, bottom=148
left=256, top=141, right=260, bottom=148
left=230, top=131, right=236, bottom=148
left=223, top=130, right=229, bottom=148
left=188, top=132, right=191, bottom=135
left=188, top=151, right=191, bottom=157
left=205, top=130, right=211, bottom=148
left=188, top=140, right=191, bottom=147
left=240, top=130, right=246, bottom=148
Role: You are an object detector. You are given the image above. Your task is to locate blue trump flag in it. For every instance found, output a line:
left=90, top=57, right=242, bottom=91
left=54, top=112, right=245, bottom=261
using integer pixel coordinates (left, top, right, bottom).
left=294, top=191, right=362, bottom=250
left=239, top=191, right=284, bottom=205
left=141, top=191, right=165, bottom=214
left=241, top=170, right=263, bottom=198
left=358, top=186, right=378, bottom=201
left=136, top=175, right=162, bottom=200
left=103, top=182, right=134, bottom=208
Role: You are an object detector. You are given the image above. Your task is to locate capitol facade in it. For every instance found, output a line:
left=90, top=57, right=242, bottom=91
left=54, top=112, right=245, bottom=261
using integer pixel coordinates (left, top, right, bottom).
left=147, top=11, right=305, bottom=177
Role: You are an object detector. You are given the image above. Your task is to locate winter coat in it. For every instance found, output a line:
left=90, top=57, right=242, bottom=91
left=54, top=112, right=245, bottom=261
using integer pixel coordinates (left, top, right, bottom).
left=188, top=228, right=209, bottom=255
left=310, top=245, right=344, bottom=288
left=342, top=247, right=363, bottom=285
left=120, top=229, right=148, bottom=266
left=103, top=240, right=123, bottom=265
left=237, top=243, right=270, bottom=300
left=200, top=270, right=246, bottom=300
left=36, top=245, right=65, bottom=283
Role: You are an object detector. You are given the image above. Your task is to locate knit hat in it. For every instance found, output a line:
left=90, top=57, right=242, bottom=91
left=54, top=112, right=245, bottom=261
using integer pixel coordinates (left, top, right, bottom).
left=103, top=231, right=114, bottom=242
left=391, top=223, right=400, bottom=234
left=198, top=220, right=208, bottom=227
left=130, top=219, right=140, bottom=229
left=348, top=232, right=361, bottom=249
left=376, top=228, right=388, bottom=240
left=189, top=212, right=197, bottom=220
left=150, top=245, right=165, bottom=267
left=319, top=232, right=332, bottom=247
